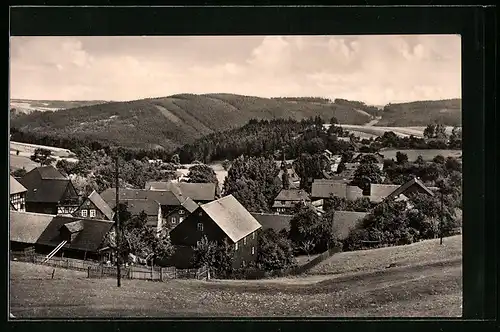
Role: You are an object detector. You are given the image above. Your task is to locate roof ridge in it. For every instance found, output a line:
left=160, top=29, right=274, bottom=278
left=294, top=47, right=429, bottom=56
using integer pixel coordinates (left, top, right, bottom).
left=10, top=210, right=56, bottom=217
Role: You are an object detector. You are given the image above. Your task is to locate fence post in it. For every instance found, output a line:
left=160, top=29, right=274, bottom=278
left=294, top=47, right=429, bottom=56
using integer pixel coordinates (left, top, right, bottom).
left=160, top=268, right=163, bottom=282
left=88, top=266, right=91, bottom=278
left=100, top=265, right=103, bottom=278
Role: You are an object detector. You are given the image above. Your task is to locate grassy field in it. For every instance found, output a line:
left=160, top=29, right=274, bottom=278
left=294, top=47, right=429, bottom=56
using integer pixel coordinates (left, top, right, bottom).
left=379, top=149, right=462, bottom=161
left=10, top=236, right=462, bottom=318
left=9, top=155, right=39, bottom=172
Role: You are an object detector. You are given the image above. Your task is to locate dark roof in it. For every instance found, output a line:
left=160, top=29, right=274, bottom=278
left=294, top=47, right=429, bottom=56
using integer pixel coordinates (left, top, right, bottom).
left=36, top=166, right=68, bottom=180
left=312, top=180, right=347, bottom=199
left=199, top=195, right=262, bottom=243
left=250, top=213, right=293, bottom=232
left=87, top=191, right=115, bottom=220
left=107, top=199, right=160, bottom=216
left=21, top=178, right=72, bottom=203
left=36, top=216, right=114, bottom=252
left=330, top=211, right=368, bottom=240
left=100, top=188, right=182, bottom=206
left=274, top=189, right=310, bottom=202
left=10, top=211, right=54, bottom=244
left=10, top=175, right=27, bottom=195
left=387, top=177, right=435, bottom=200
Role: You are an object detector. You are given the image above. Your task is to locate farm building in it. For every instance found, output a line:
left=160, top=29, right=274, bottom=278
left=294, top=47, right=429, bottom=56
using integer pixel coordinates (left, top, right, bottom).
left=36, top=215, right=115, bottom=261
left=272, top=189, right=311, bottom=214
left=9, top=210, right=115, bottom=261
left=72, top=190, right=114, bottom=221
left=383, top=177, right=435, bottom=202
left=144, top=181, right=217, bottom=204
left=10, top=210, right=53, bottom=251
left=277, top=167, right=301, bottom=189
left=10, top=175, right=27, bottom=212
left=250, top=213, right=293, bottom=233
left=100, top=188, right=198, bottom=231
left=168, top=195, right=262, bottom=269
left=19, top=166, right=80, bottom=215
left=107, top=199, right=162, bottom=233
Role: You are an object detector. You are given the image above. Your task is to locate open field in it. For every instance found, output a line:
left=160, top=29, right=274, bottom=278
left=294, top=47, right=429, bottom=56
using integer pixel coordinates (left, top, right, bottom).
left=379, top=149, right=462, bottom=161
left=10, top=236, right=462, bottom=318
left=9, top=155, right=39, bottom=172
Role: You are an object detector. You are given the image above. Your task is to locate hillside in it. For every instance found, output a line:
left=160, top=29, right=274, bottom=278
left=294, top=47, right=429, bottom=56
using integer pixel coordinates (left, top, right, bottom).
left=10, top=94, right=462, bottom=151
left=10, top=94, right=373, bottom=150
left=375, top=99, right=462, bottom=127
left=10, top=236, right=462, bottom=317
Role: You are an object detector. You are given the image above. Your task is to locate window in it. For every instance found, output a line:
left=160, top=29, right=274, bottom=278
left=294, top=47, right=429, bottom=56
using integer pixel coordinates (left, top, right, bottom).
left=81, top=209, right=88, bottom=217
left=197, top=223, right=203, bottom=231
left=179, top=217, right=184, bottom=223
left=89, top=209, right=96, bottom=218
left=252, top=232, right=255, bottom=240
left=251, top=247, right=255, bottom=255
left=243, top=237, right=247, bottom=245
left=235, top=242, right=238, bottom=250
left=179, top=209, right=185, bottom=215
left=171, top=217, right=177, bottom=224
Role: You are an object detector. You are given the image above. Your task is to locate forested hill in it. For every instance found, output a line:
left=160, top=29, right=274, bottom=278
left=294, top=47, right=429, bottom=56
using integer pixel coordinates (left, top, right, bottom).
left=375, top=99, right=462, bottom=127
left=9, top=94, right=373, bottom=151
left=10, top=94, right=462, bottom=151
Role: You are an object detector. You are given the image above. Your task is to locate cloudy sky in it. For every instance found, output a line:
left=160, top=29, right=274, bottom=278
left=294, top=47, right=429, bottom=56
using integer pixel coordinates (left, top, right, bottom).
left=9, top=35, right=461, bottom=105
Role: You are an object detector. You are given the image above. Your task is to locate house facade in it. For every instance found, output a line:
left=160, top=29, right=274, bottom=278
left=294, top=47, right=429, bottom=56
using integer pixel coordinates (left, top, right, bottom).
left=163, top=197, right=199, bottom=231
left=272, top=189, right=311, bottom=214
left=19, top=166, right=80, bottom=215
left=10, top=175, right=27, bottom=212
left=73, top=191, right=115, bottom=221
left=169, top=195, right=262, bottom=269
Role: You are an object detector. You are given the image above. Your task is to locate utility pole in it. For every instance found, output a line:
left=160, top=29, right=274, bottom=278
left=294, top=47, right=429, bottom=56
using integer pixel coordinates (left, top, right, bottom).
left=115, top=155, right=122, bottom=287
left=440, top=188, right=444, bottom=245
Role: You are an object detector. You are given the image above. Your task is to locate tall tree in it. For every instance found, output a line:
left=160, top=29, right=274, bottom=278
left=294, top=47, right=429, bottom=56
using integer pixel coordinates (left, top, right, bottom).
left=396, top=151, right=409, bottom=164
left=257, top=229, right=296, bottom=271
left=30, top=148, right=55, bottom=167
left=293, top=153, right=330, bottom=192
left=188, top=164, right=218, bottom=185
left=351, top=163, right=384, bottom=194
left=281, top=169, right=290, bottom=190
left=423, top=124, right=436, bottom=139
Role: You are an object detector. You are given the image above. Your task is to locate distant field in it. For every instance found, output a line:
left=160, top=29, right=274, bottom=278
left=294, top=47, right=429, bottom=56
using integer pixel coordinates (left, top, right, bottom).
left=10, top=99, right=109, bottom=113
left=9, top=155, right=39, bottom=172
left=379, top=149, right=462, bottom=161
left=10, top=236, right=462, bottom=318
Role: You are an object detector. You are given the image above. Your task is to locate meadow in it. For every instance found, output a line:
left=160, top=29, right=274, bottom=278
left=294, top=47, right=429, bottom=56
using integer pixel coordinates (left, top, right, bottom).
left=379, top=149, right=462, bottom=161
left=10, top=236, right=462, bottom=318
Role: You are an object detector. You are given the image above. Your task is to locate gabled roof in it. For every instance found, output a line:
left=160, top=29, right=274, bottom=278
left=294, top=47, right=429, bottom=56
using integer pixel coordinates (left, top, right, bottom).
left=36, top=166, right=68, bottom=180
left=10, top=211, right=54, bottom=244
left=369, top=184, right=401, bottom=203
left=274, top=189, right=310, bottom=202
left=86, top=191, right=115, bottom=220
left=312, top=180, right=347, bottom=199
left=199, top=195, right=262, bottom=243
left=277, top=168, right=301, bottom=182
left=37, top=216, right=114, bottom=252
left=250, top=213, right=293, bottom=232
left=10, top=175, right=27, bottom=195
left=386, top=177, right=435, bottom=200
left=330, top=210, right=368, bottom=240
left=144, top=181, right=217, bottom=202
left=19, top=166, right=75, bottom=204
left=100, top=188, right=182, bottom=206
left=107, top=199, right=160, bottom=216
left=181, top=197, right=199, bottom=213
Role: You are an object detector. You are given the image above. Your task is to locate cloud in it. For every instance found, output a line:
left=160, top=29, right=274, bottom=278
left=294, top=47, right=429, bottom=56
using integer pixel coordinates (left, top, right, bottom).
left=9, top=35, right=461, bottom=104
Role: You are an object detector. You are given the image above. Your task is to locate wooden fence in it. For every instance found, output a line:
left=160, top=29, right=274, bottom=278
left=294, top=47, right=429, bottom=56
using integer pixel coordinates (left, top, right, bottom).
left=87, top=265, right=208, bottom=281
left=11, top=251, right=102, bottom=271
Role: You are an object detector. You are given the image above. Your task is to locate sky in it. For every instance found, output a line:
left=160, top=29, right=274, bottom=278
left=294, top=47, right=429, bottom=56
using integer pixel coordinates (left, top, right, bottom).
left=9, top=35, right=461, bottom=105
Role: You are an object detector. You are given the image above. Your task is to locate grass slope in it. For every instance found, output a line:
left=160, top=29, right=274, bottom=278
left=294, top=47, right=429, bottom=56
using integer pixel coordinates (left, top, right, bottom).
left=376, top=99, right=462, bottom=127
left=10, top=236, right=462, bottom=318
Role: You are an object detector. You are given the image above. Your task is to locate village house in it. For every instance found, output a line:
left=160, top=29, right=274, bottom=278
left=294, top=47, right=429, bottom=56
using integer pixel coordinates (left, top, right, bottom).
left=10, top=210, right=115, bottom=261
left=107, top=199, right=163, bottom=233
left=311, top=177, right=435, bottom=205
left=10, top=175, right=27, bottom=212
left=19, top=166, right=80, bottom=215
left=163, top=197, right=199, bottom=230
left=250, top=212, right=293, bottom=233
left=144, top=181, right=217, bottom=204
left=329, top=210, right=369, bottom=241
left=272, top=189, right=311, bottom=214
left=168, top=195, right=262, bottom=269
left=72, top=190, right=115, bottom=221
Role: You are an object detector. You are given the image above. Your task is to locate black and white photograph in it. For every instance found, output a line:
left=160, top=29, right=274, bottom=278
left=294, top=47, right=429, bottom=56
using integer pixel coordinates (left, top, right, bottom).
left=9, top=34, right=463, bottom=318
